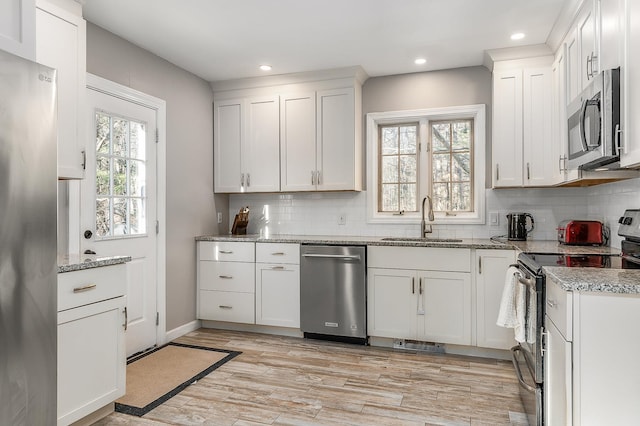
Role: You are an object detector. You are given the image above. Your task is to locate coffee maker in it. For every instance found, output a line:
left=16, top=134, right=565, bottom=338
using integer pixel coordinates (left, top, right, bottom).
left=507, top=212, right=535, bottom=241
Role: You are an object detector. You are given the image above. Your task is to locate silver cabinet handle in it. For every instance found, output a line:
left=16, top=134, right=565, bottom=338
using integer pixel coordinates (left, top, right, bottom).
left=271, top=266, right=285, bottom=270
left=615, top=124, right=623, bottom=155
left=241, top=173, right=245, bottom=188
left=419, top=277, right=423, bottom=295
left=478, top=256, right=482, bottom=274
left=316, top=170, right=321, bottom=185
left=123, top=306, right=128, bottom=331
left=73, top=284, right=96, bottom=293
left=311, top=170, right=315, bottom=185
left=219, top=275, right=233, bottom=279
left=496, top=164, right=500, bottom=181
left=271, top=252, right=285, bottom=256
left=219, top=250, right=233, bottom=254
left=219, top=305, right=233, bottom=309
left=412, top=277, right=415, bottom=294
left=246, top=173, right=250, bottom=187
left=526, top=162, right=530, bottom=180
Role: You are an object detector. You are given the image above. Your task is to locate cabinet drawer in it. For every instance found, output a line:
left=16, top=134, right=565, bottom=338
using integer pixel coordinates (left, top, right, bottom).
left=58, top=264, right=127, bottom=312
left=546, top=277, right=573, bottom=341
left=199, top=241, right=255, bottom=262
left=256, top=243, right=300, bottom=264
left=199, top=261, right=255, bottom=293
left=199, top=290, right=255, bottom=324
left=368, top=246, right=471, bottom=272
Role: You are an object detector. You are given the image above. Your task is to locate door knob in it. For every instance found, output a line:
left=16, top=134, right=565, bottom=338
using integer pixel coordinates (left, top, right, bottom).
left=84, top=230, right=93, bottom=239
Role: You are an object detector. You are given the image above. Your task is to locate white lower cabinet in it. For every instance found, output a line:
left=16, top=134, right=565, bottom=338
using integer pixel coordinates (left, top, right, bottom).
left=255, top=243, right=300, bottom=328
left=57, top=264, right=127, bottom=426
left=545, top=277, right=640, bottom=424
left=197, top=241, right=256, bottom=324
left=475, top=249, right=516, bottom=350
left=367, top=247, right=472, bottom=345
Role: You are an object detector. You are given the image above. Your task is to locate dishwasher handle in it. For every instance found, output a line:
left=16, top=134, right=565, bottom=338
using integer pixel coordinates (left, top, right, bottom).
left=302, top=253, right=362, bottom=261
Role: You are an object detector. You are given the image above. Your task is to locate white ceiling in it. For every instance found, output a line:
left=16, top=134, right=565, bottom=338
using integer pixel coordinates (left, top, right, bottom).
left=82, top=0, right=566, bottom=83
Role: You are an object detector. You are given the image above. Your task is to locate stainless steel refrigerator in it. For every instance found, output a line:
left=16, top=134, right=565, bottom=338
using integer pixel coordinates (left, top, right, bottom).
left=0, top=49, right=58, bottom=425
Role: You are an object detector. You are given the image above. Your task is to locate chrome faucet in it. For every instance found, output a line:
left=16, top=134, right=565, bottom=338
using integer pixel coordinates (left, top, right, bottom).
left=421, top=196, right=435, bottom=236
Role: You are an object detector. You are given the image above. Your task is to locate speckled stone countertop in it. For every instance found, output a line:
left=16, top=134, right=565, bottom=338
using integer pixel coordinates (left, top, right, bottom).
left=195, top=234, right=512, bottom=249
left=545, top=266, right=640, bottom=294
left=58, top=254, right=131, bottom=273
left=508, top=240, right=621, bottom=255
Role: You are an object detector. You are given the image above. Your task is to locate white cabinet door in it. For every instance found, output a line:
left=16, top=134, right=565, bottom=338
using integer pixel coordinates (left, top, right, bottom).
left=316, top=87, right=357, bottom=191
left=566, top=28, right=581, bottom=105
left=475, top=249, right=516, bottom=350
left=599, top=0, right=623, bottom=71
left=523, top=67, right=555, bottom=186
left=367, top=268, right=416, bottom=339
left=419, top=271, right=472, bottom=345
left=621, top=0, right=640, bottom=167
left=544, top=316, right=572, bottom=426
left=244, top=96, right=280, bottom=192
left=214, top=99, right=243, bottom=192
left=280, top=92, right=317, bottom=191
left=57, top=297, right=125, bottom=426
left=0, top=0, right=35, bottom=60
left=492, top=69, right=523, bottom=187
left=36, top=0, right=86, bottom=179
left=256, top=263, right=300, bottom=328
left=578, top=0, right=598, bottom=90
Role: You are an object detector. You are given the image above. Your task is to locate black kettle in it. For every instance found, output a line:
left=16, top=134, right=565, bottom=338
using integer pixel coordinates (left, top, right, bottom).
left=507, top=212, right=535, bottom=241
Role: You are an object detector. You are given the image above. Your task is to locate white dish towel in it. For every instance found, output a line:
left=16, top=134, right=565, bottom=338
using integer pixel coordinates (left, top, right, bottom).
left=496, top=266, right=527, bottom=343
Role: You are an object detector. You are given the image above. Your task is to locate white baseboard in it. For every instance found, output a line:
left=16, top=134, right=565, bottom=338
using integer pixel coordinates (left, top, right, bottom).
left=200, top=320, right=304, bottom=338
left=165, top=319, right=201, bottom=342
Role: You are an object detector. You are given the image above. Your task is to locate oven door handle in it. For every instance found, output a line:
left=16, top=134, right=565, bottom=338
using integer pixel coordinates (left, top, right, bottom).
left=510, top=345, right=537, bottom=393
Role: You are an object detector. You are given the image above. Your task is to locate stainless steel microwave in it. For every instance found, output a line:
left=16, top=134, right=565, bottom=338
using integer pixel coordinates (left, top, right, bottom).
left=567, top=68, right=621, bottom=170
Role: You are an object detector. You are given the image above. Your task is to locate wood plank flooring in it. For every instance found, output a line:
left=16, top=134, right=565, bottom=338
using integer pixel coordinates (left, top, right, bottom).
left=94, top=329, right=526, bottom=425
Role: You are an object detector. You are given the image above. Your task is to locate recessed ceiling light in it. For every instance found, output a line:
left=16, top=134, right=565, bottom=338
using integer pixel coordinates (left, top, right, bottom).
left=414, top=58, right=427, bottom=65
left=259, top=65, right=272, bottom=71
left=511, top=32, right=525, bottom=41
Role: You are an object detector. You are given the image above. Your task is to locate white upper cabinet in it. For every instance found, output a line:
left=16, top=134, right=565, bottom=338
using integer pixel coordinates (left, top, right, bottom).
left=213, top=69, right=365, bottom=193
left=214, top=96, right=280, bottom=193
left=599, top=0, right=623, bottom=71
left=492, top=58, right=555, bottom=187
left=492, top=68, right=523, bottom=187
left=0, top=0, right=35, bottom=60
left=214, top=99, right=243, bottom=192
left=621, top=0, right=640, bottom=167
left=280, top=92, right=317, bottom=192
left=315, top=87, right=360, bottom=191
left=36, top=0, right=86, bottom=179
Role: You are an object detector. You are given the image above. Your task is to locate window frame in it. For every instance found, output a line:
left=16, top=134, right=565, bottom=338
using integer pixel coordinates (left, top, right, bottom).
left=366, top=104, right=486, bottom=225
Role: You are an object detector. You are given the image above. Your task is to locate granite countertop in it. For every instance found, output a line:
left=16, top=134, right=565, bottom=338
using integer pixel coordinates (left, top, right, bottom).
left=545, top=266, right=640, bottom=294
left=58, top=254, right=131, bottom=273
left=195, top=234, right=512, bottom=250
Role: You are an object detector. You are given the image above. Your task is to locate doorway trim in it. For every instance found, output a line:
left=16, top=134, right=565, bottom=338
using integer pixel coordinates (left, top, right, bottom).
left=82, top=73, right=167, bottom=347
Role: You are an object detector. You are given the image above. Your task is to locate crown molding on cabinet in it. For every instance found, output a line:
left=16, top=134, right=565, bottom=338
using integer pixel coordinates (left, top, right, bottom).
left=483, top=44, right=553, bottom=71
left=546, top=0, right=586, bottom=52
left=210, top=66, right=368, bottom=93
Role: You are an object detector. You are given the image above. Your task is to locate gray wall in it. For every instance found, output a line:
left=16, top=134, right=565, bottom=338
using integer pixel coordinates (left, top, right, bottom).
left=362, top=66, right=493, bottom=185
left=86, top=23, right=227, bottom=331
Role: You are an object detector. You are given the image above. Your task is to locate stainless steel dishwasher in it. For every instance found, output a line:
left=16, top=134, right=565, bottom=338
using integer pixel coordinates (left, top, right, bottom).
left=300, top=244, right=367, bottom=344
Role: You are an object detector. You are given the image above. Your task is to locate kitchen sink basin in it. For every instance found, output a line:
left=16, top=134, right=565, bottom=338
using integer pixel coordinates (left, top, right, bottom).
left=381, top=237, right=463, bottom=243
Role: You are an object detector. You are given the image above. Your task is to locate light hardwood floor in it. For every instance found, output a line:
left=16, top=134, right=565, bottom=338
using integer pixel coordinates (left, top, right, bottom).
left=95, top=328, right=527, bottom=425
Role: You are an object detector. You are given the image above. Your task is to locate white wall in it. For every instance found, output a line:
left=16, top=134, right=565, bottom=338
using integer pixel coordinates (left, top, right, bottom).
left=587, top=177, right=640, bottom=248
left=85, top=23, right=227, bottom=331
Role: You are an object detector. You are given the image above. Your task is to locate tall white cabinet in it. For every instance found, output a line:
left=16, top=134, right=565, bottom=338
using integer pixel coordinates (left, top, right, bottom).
left=35, top=0, right=86, bottom=179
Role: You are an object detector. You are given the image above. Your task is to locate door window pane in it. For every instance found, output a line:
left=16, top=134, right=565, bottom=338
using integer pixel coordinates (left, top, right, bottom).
left=94, top=111, right=147, bottom=238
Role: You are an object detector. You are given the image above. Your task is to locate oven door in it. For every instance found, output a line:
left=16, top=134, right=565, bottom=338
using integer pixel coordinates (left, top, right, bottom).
left=512, top=345, right=543, bottom=426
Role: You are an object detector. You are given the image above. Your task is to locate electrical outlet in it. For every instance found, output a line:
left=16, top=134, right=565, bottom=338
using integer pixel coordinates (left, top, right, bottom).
left=217, top=212, right=223, bottom=224
left=338, top=213, right=347, bottom=225
left=490, top=211, right=499, bottom=226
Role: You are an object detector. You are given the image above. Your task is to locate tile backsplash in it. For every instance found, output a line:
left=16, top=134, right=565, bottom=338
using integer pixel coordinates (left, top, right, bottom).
left=229, top=177, right=640, bottom=249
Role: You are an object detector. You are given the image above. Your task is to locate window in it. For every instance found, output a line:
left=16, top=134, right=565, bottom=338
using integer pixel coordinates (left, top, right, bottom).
left=367, top=105, right=485, bottom=224
left=95, top=111, right=147, bottom=238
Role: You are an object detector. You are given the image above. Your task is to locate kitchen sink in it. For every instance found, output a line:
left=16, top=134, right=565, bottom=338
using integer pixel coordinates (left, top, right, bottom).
left=381, top=237, right=463, bottom=243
